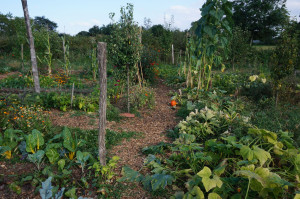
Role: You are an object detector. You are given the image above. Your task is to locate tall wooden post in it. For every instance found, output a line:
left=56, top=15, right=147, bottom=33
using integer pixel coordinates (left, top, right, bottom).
left=21, top=0, right=40, bottom=93
left=21, top=44, right=24, bottom=71
left=172, top=44, right=174, bottom=65
left=127, top=65, right=130, bottom=113
left=98, top=42, right=107, bottom=166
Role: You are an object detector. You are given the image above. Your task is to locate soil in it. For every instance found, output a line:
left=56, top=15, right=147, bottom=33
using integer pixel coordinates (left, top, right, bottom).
left=0, top=79, right=180, bottom=198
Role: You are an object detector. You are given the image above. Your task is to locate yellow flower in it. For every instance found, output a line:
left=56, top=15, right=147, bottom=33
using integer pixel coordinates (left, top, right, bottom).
left=261, top=78, right=266, bottom=84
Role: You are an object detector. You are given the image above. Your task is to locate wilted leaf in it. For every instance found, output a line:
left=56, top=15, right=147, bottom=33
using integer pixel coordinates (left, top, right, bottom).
left=252, top=146, right=271, bottom=166
left=240, top=145, right=253, bottom=161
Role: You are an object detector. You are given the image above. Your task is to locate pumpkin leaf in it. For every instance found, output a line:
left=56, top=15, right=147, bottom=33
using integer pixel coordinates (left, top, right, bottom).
left=240, top=145, right=253, bottom=161
left=197, top=166, right=212, bottom=178
left=252, top=146, right=271, bottom=166
left=208, top=193, right=222, bottom=199
left=294, top=194, right=300, bottom=199
left=234, top=170, right=265, bottom=186
left=214, top=163, right=227, bottom=176
left=151, top=173, right=174, bottom=191
left=190, top=186, right=204, bottom=199
left=118, top=166, right=145, bottom=183
left=197, top=166, right=222, bottom=192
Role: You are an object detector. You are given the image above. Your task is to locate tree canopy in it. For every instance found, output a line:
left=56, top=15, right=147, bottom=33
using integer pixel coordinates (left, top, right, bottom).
left=232, top=0, right=289, bottom=43
left=34, top=16, right=57, bottom=31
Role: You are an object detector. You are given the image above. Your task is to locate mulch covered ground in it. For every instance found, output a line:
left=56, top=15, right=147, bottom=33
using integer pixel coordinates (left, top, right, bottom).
left=0, top=79, right=180, bottom=198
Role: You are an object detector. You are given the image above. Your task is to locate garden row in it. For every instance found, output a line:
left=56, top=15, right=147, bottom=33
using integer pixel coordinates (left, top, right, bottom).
left=118, top=63, right=300, bottom=198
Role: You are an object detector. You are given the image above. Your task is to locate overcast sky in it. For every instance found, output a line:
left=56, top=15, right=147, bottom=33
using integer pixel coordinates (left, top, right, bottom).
left=1, top=0, right=300, bottom=35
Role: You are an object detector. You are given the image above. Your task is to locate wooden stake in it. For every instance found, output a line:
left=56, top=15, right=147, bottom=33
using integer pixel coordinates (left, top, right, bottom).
left=127, top=65, right=130, bottom=113
left=21, top=44, right=24, bottom=71
left=97, top=42, right=107, bottom=166
left=172, top=44, right=174, bottom=65
left=70, top=83, right=74, bottom=108
left=21, top=0, right=40, bottom=93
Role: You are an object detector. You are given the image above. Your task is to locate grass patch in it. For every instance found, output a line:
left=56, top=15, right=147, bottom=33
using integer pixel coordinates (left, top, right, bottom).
left=252, top=45, right=276, bottom=50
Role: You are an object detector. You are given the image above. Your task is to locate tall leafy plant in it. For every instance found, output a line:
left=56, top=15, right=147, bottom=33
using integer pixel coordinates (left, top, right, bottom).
left=270, top=23, right=299, bottom=105
left=61, top=35, right=71, bottom=77
left=108, top=3, right=142, bottom=112
left=187, top=0, right=232, bottom=91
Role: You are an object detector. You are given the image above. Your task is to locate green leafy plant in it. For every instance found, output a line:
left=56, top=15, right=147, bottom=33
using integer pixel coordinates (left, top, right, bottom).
left=76, top=150, right=90, bottom=173
left=27, top=150, right=45, bottom=170
left=90, top=156, right=119, bottom=181
left=25, top=129, right=45, bottom=153
left=0, top=128, right=23, bottom=159
left=184, top=0, right=232, bottom=90
left=39, top=177, right=65, bottom=199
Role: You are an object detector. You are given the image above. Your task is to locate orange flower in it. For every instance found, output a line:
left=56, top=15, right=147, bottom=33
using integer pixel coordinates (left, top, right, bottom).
left=42, top=121, right=45, bottom=123
left=145, top=93, right=148, bottom=96
left=20, top=107, right=23, bottom=109
left=21, top=115, right=24, bottom=118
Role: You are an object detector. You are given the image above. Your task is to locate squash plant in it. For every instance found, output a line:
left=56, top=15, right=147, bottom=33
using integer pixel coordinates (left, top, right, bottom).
left=120, top=116, right=300, bottom=198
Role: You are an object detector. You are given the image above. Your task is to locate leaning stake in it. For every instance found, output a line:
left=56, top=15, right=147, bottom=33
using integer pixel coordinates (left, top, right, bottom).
left=21, top=0, right=40, bottom=93
left=98, top=42, right=107, bottom=165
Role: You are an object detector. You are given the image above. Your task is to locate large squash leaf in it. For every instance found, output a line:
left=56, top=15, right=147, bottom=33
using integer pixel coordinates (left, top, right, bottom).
left=234, top=170, right=265, bottom=186
left=151, top=173, right=174, bottom=191
left=208, top=193, right=222, bottom=199
left=252, top=146, right=271, bottom=166
left=118, top=166, right=145, bottom=183
left=240, top=145, right=253, bottom=161
left=197, top=166, right=223, bottom=192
